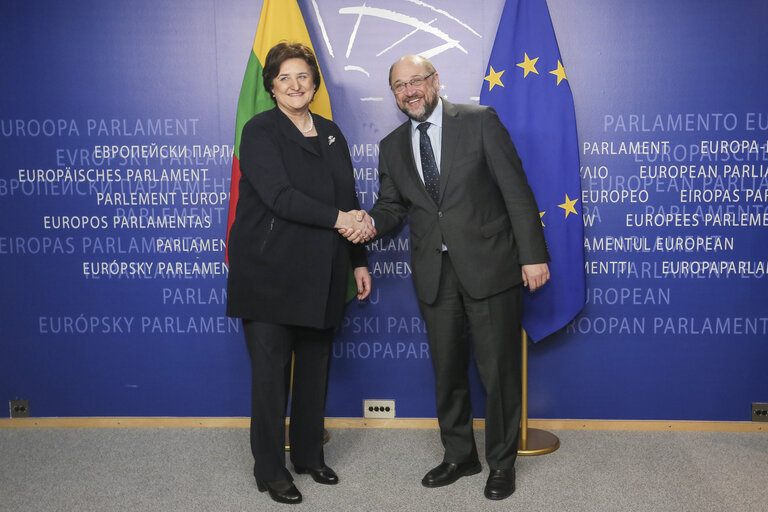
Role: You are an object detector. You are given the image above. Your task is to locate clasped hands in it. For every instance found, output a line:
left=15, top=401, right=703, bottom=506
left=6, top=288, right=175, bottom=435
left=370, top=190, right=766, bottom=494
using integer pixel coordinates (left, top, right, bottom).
left=335, top=210, right=376, bottom=244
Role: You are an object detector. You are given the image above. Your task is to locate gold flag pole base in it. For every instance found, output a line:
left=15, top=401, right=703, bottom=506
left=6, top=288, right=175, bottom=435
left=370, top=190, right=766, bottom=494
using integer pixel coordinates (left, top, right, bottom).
left=285, top=426, right=330, bottom=451
left=518, top=329, right=560, bottom=456
left=518, top=427, right=559, bottom=456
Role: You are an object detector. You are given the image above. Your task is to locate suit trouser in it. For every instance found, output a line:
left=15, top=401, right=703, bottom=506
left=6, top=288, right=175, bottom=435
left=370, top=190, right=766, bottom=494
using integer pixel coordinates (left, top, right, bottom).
left=418, top=253, right=523, bottom=470
left=242, top=320, right=332, bottom=481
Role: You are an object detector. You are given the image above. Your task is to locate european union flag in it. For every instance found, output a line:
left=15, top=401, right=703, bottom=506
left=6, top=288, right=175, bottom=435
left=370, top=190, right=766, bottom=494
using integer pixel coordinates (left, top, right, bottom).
left=480, top=0, right=585, bottom=341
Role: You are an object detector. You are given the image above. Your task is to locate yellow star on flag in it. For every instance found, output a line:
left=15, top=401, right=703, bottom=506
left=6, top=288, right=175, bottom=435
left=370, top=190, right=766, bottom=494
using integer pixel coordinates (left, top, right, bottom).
left=549, top=60, right=567, bottom=85
left=540, top=211, right=546, bottom=227
left=516, top=53, right=539, bottom=77
left=484, top=66, right=505, bottom=91
left=558, top=194, right=579, bottom=218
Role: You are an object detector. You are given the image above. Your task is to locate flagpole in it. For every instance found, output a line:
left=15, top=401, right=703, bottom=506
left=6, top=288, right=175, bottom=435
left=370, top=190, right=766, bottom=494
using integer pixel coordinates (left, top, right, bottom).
left=518, top=329, right=559, bottom=455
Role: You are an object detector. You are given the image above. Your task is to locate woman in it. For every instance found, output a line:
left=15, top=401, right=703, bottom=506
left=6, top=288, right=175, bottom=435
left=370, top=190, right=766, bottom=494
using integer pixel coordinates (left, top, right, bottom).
left=226, top=42, right=372, bottom=505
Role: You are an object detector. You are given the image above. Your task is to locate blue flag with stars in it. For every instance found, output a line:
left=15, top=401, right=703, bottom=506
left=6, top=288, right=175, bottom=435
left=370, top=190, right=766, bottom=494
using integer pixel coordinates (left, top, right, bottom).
left=480, top=0, right=585, bottom=342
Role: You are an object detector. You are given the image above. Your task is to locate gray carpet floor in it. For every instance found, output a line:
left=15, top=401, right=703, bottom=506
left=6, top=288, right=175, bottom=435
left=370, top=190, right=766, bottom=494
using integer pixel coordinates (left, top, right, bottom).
left=1, top=428, right=766, bottom=511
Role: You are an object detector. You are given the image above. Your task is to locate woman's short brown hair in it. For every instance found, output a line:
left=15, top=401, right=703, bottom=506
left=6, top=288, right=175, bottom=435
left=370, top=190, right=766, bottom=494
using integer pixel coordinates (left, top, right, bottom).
left=262, top=42, right=321, bottom=103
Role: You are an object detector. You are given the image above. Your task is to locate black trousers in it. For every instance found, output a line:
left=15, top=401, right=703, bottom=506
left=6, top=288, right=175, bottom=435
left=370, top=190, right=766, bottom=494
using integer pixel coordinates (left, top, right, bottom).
left=418, top=253, right=523, bottom=470
left=242, top=320, right=333, bottom=482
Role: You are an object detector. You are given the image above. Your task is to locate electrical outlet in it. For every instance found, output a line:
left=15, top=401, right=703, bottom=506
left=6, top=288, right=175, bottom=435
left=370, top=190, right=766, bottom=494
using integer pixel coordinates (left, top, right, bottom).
left=364, top=399, right=395, bottom=419
left=10, top=399, right=30, bottom=418
left=752, top=402, right=768, bottom=422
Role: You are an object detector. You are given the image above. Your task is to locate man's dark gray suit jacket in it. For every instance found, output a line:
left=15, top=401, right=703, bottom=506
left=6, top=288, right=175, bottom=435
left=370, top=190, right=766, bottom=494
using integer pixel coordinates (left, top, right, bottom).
left=369, top=100, right=549, bottom=305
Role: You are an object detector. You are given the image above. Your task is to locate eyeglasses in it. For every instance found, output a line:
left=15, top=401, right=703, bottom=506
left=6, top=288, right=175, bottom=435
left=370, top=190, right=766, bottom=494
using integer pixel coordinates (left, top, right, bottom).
left=391, top=72, right=435, bottom=94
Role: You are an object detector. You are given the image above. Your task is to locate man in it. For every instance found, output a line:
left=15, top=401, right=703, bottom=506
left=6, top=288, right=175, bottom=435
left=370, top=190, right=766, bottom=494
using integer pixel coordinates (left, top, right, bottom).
left=345, top=55, right=550, bottom=500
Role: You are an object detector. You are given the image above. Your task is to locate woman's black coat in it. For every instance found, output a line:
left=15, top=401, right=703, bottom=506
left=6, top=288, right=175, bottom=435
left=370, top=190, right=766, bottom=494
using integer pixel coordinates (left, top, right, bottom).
left=226, top=107, right=367, bottom=328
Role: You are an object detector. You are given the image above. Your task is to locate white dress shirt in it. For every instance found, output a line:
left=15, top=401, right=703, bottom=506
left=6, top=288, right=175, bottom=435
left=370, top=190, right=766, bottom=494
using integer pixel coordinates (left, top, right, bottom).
left=409, top=98, right=443, bottom=182
left=408, top=99, right=447, bottom=251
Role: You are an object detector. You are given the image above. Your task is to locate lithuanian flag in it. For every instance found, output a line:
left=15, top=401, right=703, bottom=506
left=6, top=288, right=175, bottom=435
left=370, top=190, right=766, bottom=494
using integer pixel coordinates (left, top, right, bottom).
left=225, top=0, right=332, bottom=262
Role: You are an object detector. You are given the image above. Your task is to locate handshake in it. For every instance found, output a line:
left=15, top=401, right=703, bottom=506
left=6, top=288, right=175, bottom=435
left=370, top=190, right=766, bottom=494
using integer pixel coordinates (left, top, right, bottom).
left=335, top=210, right=376, bottom=244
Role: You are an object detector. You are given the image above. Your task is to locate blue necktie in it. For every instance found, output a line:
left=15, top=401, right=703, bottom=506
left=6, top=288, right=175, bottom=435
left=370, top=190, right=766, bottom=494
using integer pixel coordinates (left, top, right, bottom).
left=417, top=122, right=440, bottom=205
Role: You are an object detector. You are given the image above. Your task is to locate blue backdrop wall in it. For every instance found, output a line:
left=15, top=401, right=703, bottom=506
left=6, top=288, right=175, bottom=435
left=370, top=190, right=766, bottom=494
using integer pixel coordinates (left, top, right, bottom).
left=1, top=0, right=766, bottom=421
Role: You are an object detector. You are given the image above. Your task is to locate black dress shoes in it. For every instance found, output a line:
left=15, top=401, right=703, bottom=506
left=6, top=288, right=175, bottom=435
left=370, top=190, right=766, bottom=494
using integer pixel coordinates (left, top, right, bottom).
left=256, top=479, right=302, bottom=504
left=294, top=464, right=339, bottom=485
left=421, top=460, right=482, bottom=488
left=484, top=468, right=516, bottom=500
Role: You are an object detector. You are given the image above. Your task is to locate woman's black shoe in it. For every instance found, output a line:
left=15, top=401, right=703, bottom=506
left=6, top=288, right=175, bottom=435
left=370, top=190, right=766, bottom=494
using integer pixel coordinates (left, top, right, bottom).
left=294, top=464, right=339, bottom=485
left=256, top=479, right=302, bottom=504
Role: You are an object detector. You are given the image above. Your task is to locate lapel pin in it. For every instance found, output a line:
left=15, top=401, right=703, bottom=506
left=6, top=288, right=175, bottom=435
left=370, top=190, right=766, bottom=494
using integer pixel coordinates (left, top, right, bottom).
left=328, top=135, right=336, bottom=145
